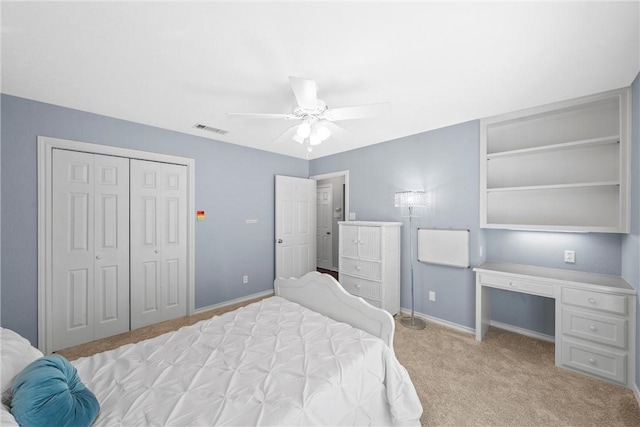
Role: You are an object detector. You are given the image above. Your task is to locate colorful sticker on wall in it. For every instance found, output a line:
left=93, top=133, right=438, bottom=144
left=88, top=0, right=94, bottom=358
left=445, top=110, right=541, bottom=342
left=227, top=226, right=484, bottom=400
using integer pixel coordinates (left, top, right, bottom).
left=197, top=210, right=205, bottom=220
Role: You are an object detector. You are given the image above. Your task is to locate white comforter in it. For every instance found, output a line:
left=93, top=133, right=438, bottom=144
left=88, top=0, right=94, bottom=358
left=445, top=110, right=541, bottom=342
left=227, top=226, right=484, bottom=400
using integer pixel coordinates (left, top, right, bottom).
left=73, top=297, right=423, bottom=426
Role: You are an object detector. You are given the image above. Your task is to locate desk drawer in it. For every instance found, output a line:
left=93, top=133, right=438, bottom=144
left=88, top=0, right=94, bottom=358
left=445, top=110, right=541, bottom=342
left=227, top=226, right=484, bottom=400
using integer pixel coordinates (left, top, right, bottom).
left=340, top=275, right=382, bottom=300
left=478, top=274, right=554, bottom=297
left=340, top=257, right=381, bottom=281
left=561, top=307, right=627, bottom=349
left=561, top=338, right=626, bottom=384
left=562, top=288, right=628, bottom=315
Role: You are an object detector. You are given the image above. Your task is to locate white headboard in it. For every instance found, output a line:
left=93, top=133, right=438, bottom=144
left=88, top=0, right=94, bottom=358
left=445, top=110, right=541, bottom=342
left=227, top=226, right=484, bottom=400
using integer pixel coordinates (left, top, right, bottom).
left=274, top=272, right=395, bottom=349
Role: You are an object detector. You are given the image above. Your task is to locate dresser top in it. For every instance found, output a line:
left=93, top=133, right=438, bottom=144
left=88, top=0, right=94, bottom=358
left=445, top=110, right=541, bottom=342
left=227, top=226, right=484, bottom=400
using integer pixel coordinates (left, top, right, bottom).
left=474, top=262, right=636, bottom=294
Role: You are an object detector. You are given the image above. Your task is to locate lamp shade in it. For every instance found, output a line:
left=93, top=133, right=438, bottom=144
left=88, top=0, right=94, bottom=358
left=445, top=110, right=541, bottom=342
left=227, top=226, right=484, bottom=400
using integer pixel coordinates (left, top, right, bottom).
left=395, top=190, right=427, bottom=217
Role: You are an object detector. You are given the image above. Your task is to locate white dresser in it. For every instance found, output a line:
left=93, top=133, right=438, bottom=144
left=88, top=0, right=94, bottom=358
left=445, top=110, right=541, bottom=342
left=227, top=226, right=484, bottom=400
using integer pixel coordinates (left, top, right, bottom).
left=474, top=262, right=637, bottom=387
left=338, top=221, right=401, bottom=315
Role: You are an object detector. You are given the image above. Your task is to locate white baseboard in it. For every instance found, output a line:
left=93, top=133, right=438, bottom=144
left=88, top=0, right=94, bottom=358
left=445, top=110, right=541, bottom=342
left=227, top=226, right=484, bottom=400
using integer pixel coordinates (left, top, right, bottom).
left=399, top=308, right=555, bottom=343
left=193, top=290, right=274, bottom=315
left=399, top=308, right=475, bottom=335
left=489, top=320, right=555, bottom=343
left=633, top=381, right=640, bottom=408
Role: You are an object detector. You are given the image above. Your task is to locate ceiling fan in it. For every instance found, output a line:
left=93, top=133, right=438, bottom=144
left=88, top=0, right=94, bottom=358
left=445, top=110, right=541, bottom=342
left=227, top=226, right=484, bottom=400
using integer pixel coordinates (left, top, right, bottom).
left=227, top=76, right=391, bottom=151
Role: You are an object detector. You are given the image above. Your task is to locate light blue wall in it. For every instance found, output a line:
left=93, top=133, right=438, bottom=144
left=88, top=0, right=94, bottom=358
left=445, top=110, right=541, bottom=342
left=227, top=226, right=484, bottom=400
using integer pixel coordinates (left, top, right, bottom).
left=310, top=121, right=482, bottom=329
left=622, top=72, right=640, bottom=385
left=0, top=94, right=308, bottom=345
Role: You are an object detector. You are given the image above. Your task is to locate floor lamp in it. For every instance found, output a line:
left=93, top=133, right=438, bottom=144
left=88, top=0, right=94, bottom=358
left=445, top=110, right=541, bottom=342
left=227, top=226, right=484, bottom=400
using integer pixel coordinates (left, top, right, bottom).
left=395, top=190, right=427, bottom=330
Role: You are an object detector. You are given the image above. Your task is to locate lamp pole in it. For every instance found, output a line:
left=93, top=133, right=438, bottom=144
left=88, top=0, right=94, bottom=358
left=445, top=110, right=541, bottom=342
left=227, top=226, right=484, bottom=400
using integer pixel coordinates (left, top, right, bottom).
left=401, top=203, right=426, bottom=330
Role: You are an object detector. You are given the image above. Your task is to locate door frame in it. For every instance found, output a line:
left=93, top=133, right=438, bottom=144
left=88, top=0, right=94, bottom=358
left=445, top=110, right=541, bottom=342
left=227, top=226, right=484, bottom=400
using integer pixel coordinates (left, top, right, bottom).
left=309, top=170, right=349, bottom=223
left=37, top=136, right=196, bottom=354
left=316, top=183, right=333, bottom=270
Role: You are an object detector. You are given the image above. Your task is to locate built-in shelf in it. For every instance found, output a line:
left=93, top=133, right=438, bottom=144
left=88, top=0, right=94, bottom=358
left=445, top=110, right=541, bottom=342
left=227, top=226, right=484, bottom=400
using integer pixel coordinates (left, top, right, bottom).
left=487, top=135, right=620, bottom=160
left=480, top=88, right=630, bottom=233
left=487, top=181, right=620, bottom=193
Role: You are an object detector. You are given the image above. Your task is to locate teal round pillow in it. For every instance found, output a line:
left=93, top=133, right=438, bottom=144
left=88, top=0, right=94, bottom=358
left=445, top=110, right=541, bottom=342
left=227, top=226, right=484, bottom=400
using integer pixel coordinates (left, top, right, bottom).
left=11, top=355, right=99, bottom=427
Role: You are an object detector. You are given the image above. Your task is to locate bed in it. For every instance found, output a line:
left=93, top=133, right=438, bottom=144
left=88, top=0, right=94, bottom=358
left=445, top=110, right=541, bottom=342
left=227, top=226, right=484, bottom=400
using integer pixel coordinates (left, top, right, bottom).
left=2, top=272, right=423, bottom=426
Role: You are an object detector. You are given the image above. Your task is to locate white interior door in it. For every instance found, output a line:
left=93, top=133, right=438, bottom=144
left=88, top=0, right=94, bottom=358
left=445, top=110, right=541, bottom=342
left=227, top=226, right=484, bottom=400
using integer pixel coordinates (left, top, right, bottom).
left=316, top=184, right=333, bottom=270
left=130, top=160, right=187, bottom=329
left=275, top=175, right=316, bottom=278
left=51, top=150, right=129, bottom=351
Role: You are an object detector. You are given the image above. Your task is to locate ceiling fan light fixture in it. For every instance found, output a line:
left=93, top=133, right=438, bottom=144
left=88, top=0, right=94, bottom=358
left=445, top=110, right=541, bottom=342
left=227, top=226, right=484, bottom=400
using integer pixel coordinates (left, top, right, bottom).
left=309, top=134, right=322, bottom=146
left=293, top=132, right=305, bottom=144
left=315, top=124, right=331, bottom=141
left=296, top=121, right=311, bottom=138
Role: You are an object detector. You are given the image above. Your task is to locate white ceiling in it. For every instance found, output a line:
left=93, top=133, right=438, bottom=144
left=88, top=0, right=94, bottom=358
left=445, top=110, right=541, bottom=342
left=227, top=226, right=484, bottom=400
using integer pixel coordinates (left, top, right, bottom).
left=2, top=1, right=639, bottom=159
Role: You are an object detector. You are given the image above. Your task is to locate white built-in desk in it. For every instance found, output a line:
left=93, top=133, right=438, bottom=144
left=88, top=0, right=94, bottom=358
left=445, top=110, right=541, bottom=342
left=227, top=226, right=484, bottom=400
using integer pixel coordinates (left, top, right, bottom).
left=474, top=262, right=636, bottom=387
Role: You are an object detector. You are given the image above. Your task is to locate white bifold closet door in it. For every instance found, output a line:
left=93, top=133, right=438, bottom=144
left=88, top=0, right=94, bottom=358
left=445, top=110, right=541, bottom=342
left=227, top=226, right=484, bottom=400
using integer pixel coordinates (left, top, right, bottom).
left=130, top=159, right=188, bottom=330
left=52, top=149, right=130, bottom=351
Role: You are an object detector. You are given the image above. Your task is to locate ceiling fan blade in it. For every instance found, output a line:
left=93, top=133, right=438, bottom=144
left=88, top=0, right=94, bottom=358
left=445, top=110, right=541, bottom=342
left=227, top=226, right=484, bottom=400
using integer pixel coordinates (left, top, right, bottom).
left=272, top=125, right=299, bottom=144
left=324, top=102, right=391, bottom=121
left=227, top=112, right=298, bottom=120
left=321, top=121, right=351, bottom=142
left=289, top=76, right=318, bottom=110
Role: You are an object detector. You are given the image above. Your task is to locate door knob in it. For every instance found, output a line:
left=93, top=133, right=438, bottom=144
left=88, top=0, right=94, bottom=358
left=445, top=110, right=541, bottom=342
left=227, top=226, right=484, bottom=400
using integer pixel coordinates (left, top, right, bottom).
left=277, top=239, right=283, bottom=244
left=95, top=255, right=102, bottom=260
left=155, top=249, right=160, bottom=254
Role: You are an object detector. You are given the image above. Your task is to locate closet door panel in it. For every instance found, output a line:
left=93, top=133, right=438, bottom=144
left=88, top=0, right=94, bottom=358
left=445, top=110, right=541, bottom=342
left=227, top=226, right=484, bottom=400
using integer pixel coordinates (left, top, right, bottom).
left=131, top=160, right=164, bottom=329
left=142, top=261, right=161, bottom=311
left=160, top=164, right=187, bottom=320
left=93, top=154, right=130, bottom=339
left=131, top=160, right=187, bottom=329
left=52, top=150, right=95, bottom=351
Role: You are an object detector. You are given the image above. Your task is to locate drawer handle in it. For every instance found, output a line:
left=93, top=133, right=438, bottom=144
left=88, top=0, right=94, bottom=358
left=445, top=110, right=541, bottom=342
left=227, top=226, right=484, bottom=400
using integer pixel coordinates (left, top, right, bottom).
left=359, top=240, right=364, bottom=245
left=509, top=282, right=516, bottom=287
left=588, top=298, right=596, bottom=304
left=352, top=239, right=358, bottom=244
left=355, top=266, right=361, bottom=271
left=588, top=325, right=597, bottom=332
left=588, top=358, right=596, bottom=365
left=356, top=284, right=361, bottom=289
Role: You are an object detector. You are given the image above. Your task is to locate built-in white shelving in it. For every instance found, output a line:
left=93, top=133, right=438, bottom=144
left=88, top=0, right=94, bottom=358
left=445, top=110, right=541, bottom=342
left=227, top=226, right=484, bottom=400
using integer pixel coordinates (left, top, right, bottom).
left=480, top=88, right=631, bottom=233
left=486, top=135, right=620, bottom=160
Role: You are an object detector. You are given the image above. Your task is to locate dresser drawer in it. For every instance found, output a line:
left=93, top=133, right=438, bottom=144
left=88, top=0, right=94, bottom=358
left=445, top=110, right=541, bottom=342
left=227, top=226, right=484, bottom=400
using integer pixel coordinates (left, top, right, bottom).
left=562, top=288, right=628, bottom=315
left=477, top=273, right=554, bottom=297
left=340, top=275, right=382, bottom=300
left=340, top=257, right=381, bottom=281
left=561, top=307, right=627, bottom=349
left=561, top=338, right=626, bottom=384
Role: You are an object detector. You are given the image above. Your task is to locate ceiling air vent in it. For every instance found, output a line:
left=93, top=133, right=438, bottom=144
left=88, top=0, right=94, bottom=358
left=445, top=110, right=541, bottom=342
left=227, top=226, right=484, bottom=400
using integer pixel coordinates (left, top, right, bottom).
left=193, top=123, right=229, bottom=135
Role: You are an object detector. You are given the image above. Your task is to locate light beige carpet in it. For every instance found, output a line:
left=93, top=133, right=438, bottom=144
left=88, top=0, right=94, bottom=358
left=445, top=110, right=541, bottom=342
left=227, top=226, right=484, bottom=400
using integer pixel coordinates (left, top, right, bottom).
left=57, top=303, right=640, bottom=426
left=394, top=318, right=640, bottom=426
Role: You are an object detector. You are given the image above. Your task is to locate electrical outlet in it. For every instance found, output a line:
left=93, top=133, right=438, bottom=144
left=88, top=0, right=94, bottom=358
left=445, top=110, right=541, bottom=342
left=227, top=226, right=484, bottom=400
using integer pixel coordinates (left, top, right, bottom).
left=349, top=212, right=356, bottom=220
left=243, top=275, right=249, bottom=284
left=564, top=250, right=576, bottom=264
left=429, top=291, right=436, bottom=301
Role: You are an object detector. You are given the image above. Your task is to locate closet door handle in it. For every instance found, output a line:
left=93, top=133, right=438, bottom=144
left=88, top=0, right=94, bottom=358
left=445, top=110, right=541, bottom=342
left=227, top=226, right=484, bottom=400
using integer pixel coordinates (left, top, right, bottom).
left=155, top=249, right=160, bottom=254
